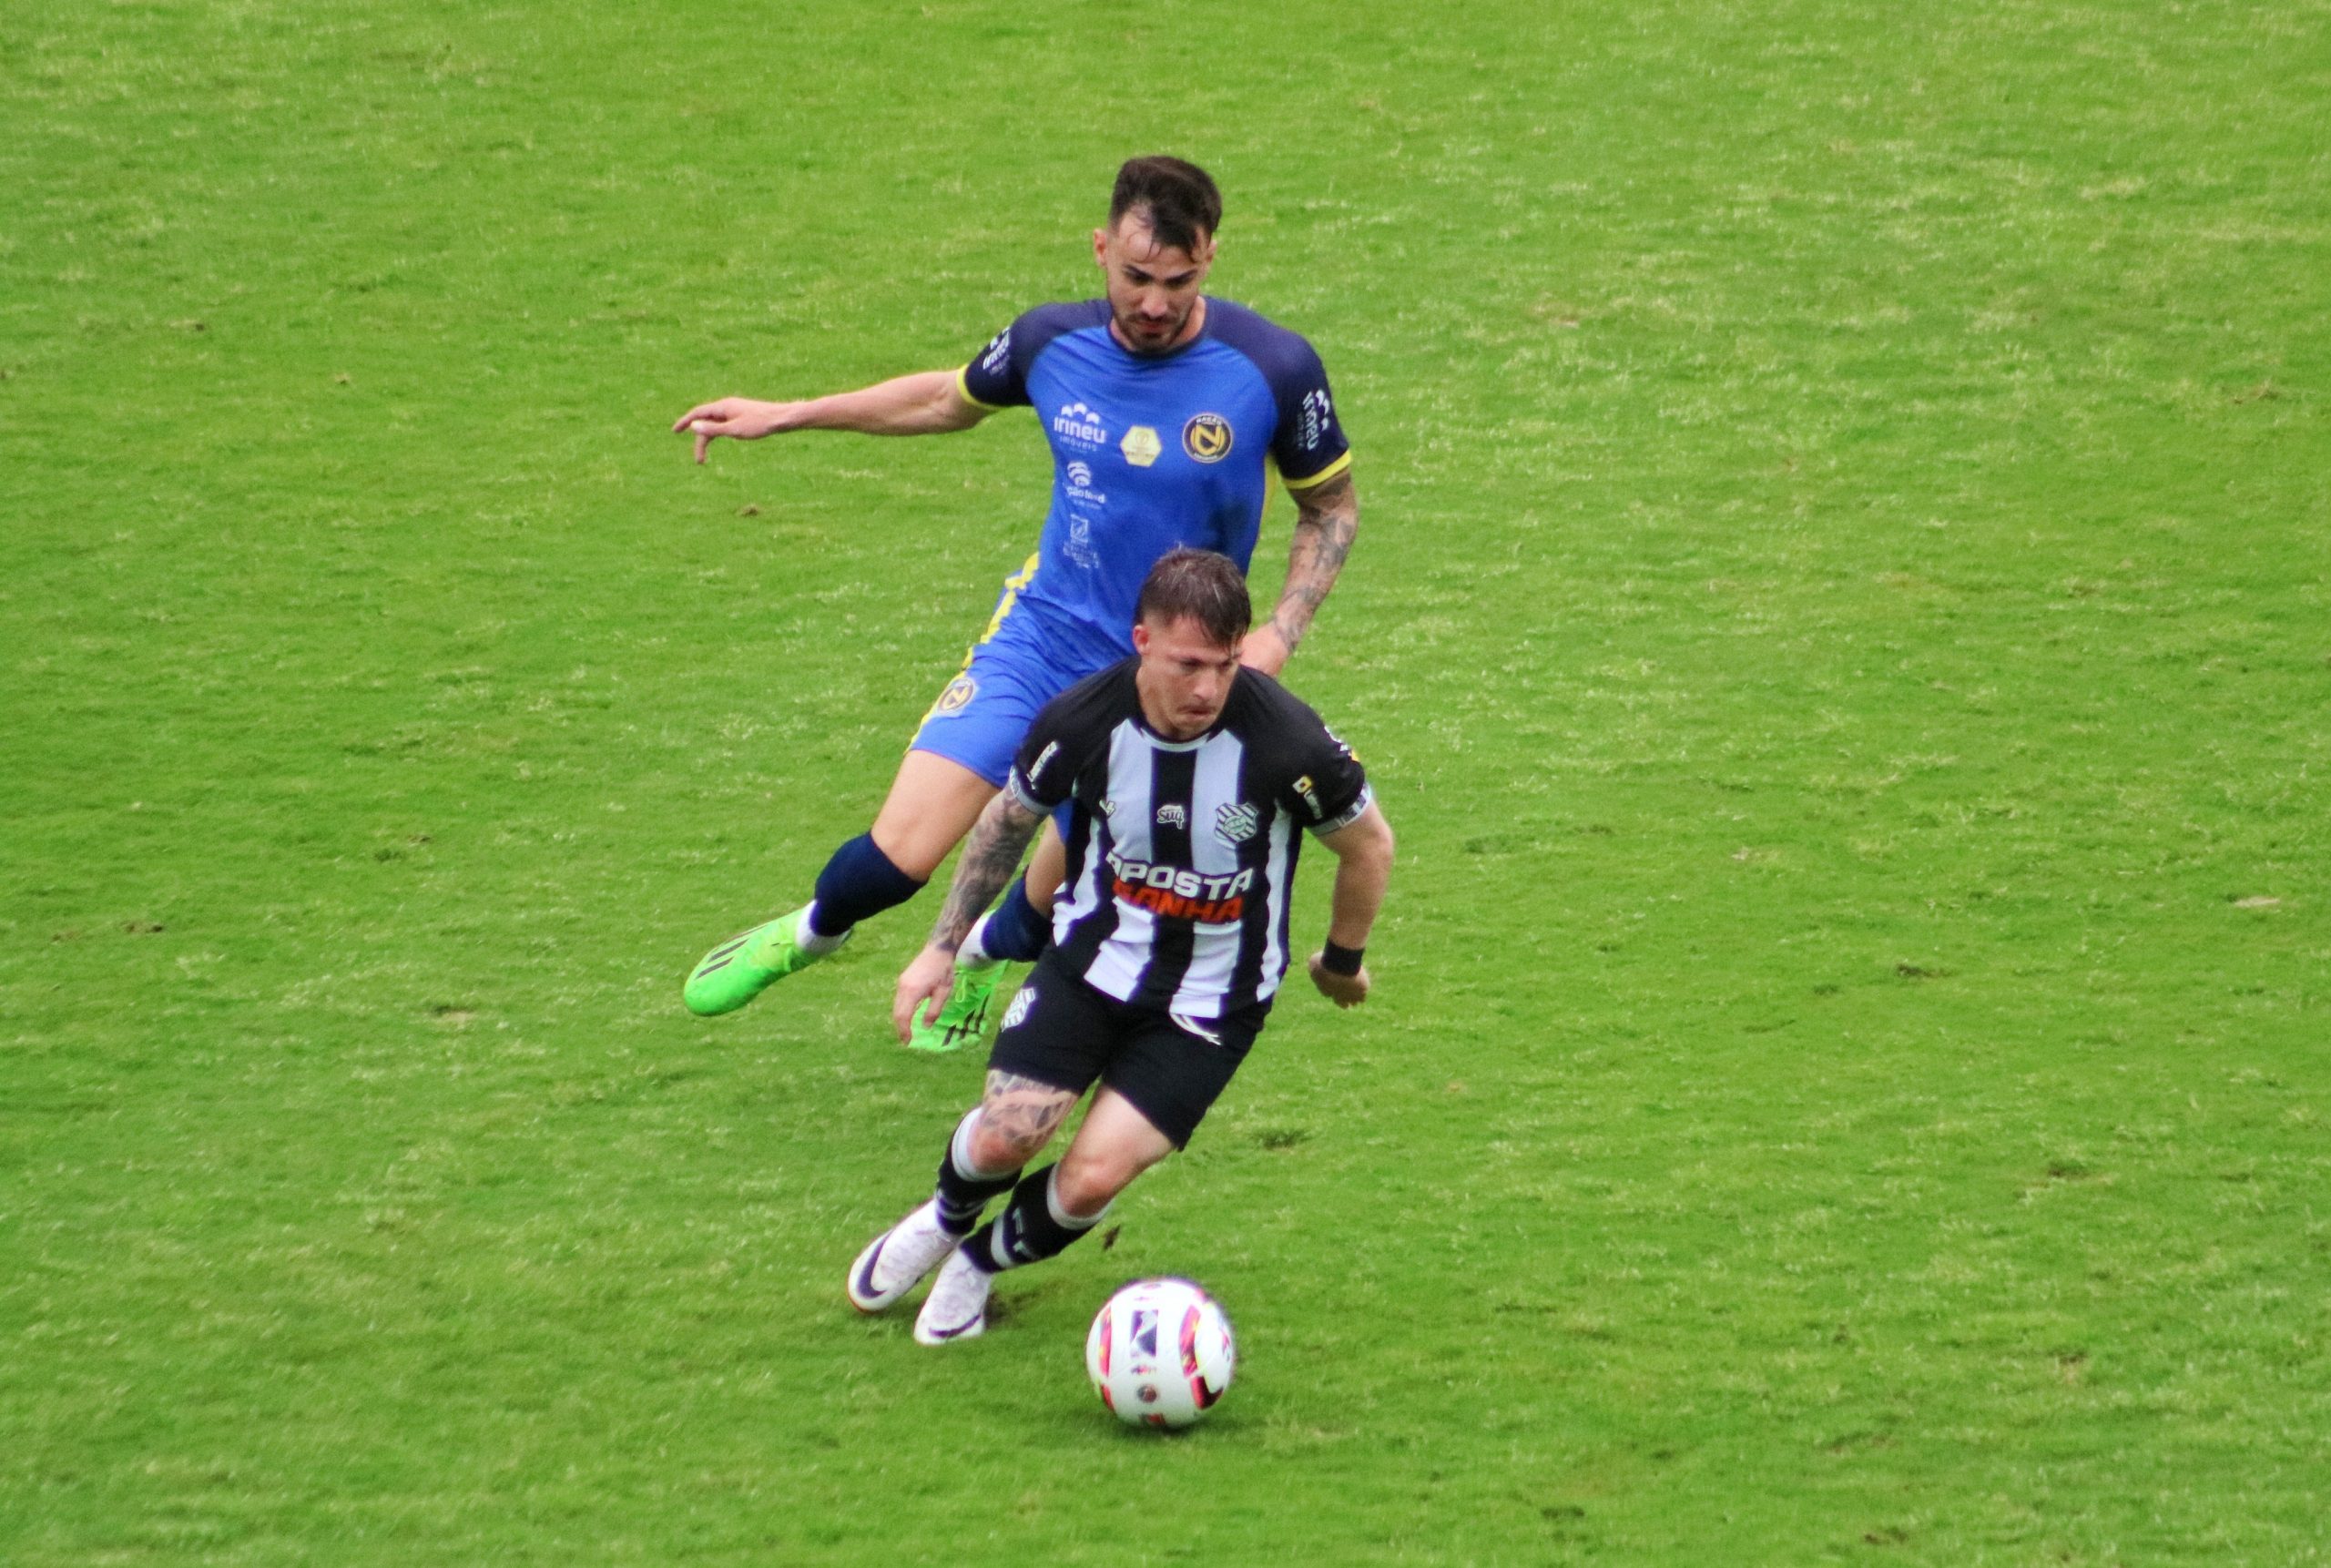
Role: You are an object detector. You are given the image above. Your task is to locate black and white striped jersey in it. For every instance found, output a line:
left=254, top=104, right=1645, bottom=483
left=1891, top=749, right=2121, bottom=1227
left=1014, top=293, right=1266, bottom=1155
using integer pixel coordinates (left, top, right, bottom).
left=1005, top=658, right=1372, bottom=1019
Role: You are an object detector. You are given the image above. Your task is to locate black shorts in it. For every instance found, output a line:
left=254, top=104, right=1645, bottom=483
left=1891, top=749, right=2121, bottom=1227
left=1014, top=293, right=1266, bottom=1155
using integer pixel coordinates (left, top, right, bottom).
left=987, top=952, right=1272, bottom=1148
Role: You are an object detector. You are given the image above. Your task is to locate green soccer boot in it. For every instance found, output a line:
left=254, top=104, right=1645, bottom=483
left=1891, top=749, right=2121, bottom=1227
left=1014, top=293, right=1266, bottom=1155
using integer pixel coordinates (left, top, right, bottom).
left=907, top=959, right=1011, bottom=1054
left=684, top=908, right=838, bottom=1017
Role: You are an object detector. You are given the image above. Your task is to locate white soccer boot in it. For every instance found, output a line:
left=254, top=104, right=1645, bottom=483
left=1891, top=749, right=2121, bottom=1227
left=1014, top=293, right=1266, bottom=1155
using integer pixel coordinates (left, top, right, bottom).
left=846, top=1200, right=962, bottom=1314
left=911, top=1248, right=994, bottom=1345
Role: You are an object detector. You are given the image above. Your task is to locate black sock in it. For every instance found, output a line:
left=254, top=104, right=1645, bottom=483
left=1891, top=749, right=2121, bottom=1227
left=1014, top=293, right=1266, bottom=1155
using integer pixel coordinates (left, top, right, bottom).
left=981, top=874, right=1054, bottom=963
left=807, top=833, right=924, bottom=941
left=934, top=1111, right=1017, bottom=1236
left=965, top=1165, right=1104, bottom=1275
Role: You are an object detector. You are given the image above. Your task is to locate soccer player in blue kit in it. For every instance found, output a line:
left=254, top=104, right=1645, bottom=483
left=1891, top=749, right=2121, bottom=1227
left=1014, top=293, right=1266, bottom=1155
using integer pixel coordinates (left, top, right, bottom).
left=674, top=158, right=1363, bottom=1050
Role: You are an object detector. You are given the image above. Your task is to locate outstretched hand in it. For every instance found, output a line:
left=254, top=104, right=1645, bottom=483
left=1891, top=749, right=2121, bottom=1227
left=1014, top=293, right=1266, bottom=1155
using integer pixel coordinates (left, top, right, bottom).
left=1308, top=952, right=1369, bottom=1008
left=672, top=397, right=789, bottom=463
left=893, top=945, right=959, bottom=1043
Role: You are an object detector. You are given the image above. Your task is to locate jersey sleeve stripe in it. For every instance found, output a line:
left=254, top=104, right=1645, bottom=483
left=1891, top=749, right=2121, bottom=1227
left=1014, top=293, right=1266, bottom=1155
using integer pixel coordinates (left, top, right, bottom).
left=1281, top=450, right=1353, bottom=492
left=953, top=365, right=1008, bottom=412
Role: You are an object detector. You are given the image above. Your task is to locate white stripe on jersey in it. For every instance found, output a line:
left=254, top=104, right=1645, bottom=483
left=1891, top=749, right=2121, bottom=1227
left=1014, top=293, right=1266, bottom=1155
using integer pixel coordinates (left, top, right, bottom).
left=1255, top=812, right=1295, bottom=1004
left=1166, top=733, right=1249, bottom=1016
left=1079, top=722, right=1156, bottom=1003
left=1053, top=719, right=1146, bottom=950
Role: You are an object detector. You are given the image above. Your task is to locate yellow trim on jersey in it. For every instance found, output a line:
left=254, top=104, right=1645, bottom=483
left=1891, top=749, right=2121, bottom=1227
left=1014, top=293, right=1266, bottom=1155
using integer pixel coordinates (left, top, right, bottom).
left=920, top=552, right=1042, bottom=728
left=953, top=365, right=1006, bottom=412
left=1281, top=450, right=1353, bottom=493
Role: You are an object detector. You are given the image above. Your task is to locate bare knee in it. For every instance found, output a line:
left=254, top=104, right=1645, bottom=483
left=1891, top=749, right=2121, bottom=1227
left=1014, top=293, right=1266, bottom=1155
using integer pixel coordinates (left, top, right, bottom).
left=969, top=1118, right=1045, bottom=1175
left=1054, top=1145, right=1146, bottom=1218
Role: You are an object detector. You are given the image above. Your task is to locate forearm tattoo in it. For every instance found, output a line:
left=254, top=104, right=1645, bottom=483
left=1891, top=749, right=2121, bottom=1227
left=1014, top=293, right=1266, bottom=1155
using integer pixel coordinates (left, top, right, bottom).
left=982, top=1069, right=1078, bottom=1149
left=930, top=794, right=1044, bottom=952
left=1270, top=473, right=1358, bottom=657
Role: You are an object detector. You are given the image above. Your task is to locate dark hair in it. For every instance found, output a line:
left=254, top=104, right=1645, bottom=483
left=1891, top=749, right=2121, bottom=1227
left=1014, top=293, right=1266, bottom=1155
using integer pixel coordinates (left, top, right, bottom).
left=1109, top=157, right=1222, bottom=255
left=1136, top=548, right=1250, bottom=648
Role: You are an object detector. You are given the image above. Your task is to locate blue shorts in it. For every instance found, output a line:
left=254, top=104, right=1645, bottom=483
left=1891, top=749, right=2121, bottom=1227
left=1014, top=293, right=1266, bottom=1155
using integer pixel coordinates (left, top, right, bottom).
left=910, top=631, right=1090, bottom=789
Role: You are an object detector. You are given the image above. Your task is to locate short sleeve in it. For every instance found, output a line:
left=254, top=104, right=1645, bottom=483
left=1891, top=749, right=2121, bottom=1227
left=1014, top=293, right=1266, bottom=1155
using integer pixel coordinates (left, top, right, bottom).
left=1004, top=667, right=1122, bottom=812
left=957, top=318, right=1030, bottom=410
left=1268, top=341, right=1351, bottom=492
left=1282, top=718, right=1371, bottom=833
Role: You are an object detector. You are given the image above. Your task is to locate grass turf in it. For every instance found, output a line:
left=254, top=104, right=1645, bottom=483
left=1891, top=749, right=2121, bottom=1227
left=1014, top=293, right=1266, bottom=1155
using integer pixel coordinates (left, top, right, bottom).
left=4, top=0, right=2326, bottom=1563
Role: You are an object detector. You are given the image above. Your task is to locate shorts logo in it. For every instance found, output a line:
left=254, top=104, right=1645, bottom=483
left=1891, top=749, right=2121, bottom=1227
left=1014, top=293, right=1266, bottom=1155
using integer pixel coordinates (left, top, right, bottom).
left=1182, top=412, right=1233, bottom=463
left=930, top=674, right=977, bottom=718
left=1155, top=802, right=1186, bottom=828
left=1053, top=402, right=1108, bottom=452
left=1100, top=797, right=1117, bottom=817
left=1215, top=802, right=1258, bottom=844
left=1121, top=424, right=1163, bottom=468
left=1003, top=986, right=1036, bottom=1032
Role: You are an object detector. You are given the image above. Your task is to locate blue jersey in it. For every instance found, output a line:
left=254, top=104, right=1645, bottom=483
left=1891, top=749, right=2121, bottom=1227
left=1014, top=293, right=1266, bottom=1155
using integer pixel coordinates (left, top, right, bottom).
left=955, top=298, right=1350, bottom=671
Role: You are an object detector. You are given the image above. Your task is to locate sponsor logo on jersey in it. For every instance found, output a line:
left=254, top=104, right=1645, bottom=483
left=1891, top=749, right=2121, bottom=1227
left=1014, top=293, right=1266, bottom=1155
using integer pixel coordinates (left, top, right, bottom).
left=1064, top=459, right=1108, bottom=509
left=1215, top=801, right=1258, bottom=844
left=1299, top=388, right=1334, bottom=453
left=1120, top=424, right=1163, bottom=468
left=1155, top=802, right=1186, bottom=828
left=1182, top=412, right=1233, bottom=463
left=1053, top=402, right=1108, bottom=451
left=1292, top=773, right=1322, bottom=817
left=1067, top=514, right=1100, bottom=569
left=1104, top=850, right=1253, bottom=924
left=1002, top=985, right=1036, bottom=1031
left=1023, top=739, right=1060, bottom=787
left=930, top=674, right=977, bottom=718
left=979, top=328, right=1012, bottom=375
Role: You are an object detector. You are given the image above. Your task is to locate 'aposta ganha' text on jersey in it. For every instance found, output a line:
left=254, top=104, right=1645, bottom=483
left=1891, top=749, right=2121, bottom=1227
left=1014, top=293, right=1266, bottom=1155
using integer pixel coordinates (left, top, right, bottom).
left=1005, top=659, right=1370, bottom=1020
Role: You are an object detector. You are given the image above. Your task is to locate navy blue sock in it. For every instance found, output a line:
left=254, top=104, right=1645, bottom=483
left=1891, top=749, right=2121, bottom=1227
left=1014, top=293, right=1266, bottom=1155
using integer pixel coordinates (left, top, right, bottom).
left=966, top=1165, right=1104, bottom=1275
left=807, top=834, right=924, bottom=942
left=981, top=875, right=1054, bottom=963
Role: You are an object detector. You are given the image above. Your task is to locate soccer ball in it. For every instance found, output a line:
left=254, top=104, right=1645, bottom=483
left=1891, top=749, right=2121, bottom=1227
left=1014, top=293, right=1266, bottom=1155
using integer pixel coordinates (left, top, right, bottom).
left=1084, top=1277, right=1235, bottom=1430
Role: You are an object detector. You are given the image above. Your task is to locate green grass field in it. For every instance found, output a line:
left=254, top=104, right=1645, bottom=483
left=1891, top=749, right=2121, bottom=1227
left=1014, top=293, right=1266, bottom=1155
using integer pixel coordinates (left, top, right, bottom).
left=5, top=1, right=2327, bottom=1562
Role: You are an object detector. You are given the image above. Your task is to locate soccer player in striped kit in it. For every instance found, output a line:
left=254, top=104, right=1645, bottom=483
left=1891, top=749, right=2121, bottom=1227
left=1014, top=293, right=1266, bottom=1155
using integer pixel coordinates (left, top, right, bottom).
left=849, top=549, right=1395, bottom=1344
left=673, top=157, right=1361, bottom=1053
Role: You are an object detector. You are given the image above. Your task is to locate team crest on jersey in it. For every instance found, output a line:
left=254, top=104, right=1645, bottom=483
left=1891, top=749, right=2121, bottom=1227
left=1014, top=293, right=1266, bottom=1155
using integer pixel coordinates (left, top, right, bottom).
left=1121, top=424, right=1163, bottom=468
left=1215, top=801, right=1259, bottom=844
left=1155, top=802, right=1186, bottom=828
left=930, top=674, right=977, bottom=718
left=1002, top=985, right=1036, bottom=1031
left=1182, top=412, right=1233, bottom=463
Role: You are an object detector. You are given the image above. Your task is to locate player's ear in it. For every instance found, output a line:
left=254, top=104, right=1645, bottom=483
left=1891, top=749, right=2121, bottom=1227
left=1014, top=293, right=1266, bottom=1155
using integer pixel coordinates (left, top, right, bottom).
left=1093, top=228, right=1111, bottom=269
left=1132, top=621, right=1152, bottom=656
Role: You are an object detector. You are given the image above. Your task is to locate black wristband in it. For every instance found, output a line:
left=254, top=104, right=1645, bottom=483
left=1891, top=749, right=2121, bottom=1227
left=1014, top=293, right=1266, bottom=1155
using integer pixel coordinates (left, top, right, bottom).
left=1320, top=940, right=1365, bottom=977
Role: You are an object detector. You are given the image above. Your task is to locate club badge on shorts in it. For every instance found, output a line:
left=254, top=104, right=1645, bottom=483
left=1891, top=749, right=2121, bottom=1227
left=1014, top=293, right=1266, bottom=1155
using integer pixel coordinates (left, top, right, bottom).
left=927, top=674, right=977, bottom=720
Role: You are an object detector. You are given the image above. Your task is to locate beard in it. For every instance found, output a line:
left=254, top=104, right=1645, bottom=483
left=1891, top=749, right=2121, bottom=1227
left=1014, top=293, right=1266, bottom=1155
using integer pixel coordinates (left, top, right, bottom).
left=1114, top=300, right=1196, bottom=353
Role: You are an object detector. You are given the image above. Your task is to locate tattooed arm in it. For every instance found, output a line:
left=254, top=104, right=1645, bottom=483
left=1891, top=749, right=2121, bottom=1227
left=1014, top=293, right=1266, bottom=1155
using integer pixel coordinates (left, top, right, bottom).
left=892, top=789, right=1047, bottom=1041
left=1242, top=470, right=1359, bottom=677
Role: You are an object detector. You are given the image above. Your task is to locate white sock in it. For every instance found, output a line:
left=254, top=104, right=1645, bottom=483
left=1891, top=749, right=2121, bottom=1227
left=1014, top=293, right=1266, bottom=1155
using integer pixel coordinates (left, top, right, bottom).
left=795, top=901, right=850, bottom=957
left=957, top=911, right=997, bottom=967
